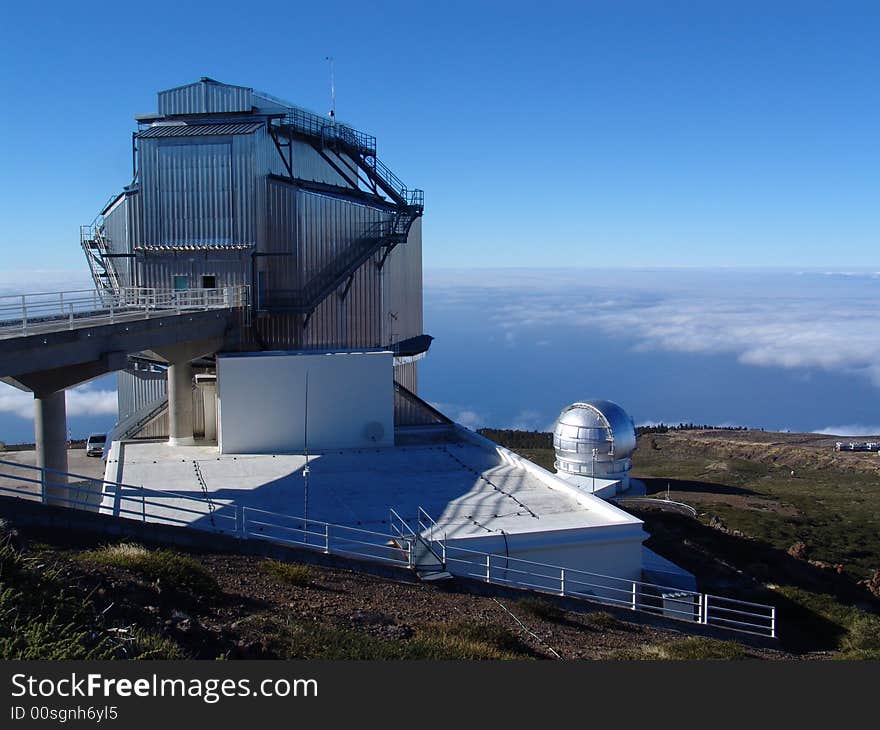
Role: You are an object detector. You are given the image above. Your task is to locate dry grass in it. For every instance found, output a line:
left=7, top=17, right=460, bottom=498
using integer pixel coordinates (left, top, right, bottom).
left=78, top=543, right=217, bottom=596
left=608, top=637, right=748, bottom=660
left=261, top=560, right=313, bottom=587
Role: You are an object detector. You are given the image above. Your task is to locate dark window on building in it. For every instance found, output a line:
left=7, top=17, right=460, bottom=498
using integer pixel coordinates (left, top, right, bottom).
left=202, top=275, right=217, bottom=289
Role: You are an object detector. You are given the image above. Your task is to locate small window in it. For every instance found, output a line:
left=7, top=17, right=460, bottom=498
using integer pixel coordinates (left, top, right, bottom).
left=202, top=275, right=217, bottom=289
left=173, top=275, right=188, bottom=291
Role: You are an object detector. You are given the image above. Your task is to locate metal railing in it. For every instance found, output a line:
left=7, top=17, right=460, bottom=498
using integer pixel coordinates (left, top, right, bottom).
left=613, top=497, right=699, bottom=517
left=0, top=286, right=249, bottom=337
left=0, top=459, right=776, bottom=638
left=276, top=107, right=423, bottom=211
left=0, top=459, right=414, bottom=570
left=281, top=107, right=377, bottom=156
left=244, top=506, right=413, bottom=567
left=433, top=541, right=775, bottom=637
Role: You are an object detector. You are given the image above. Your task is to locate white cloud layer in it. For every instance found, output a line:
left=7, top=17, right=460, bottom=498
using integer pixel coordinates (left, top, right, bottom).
left=813, top=425, right=880, bottom=437
left=0, top=383, right=117, bottom=420
left=427, top=268, right=880, bottom=387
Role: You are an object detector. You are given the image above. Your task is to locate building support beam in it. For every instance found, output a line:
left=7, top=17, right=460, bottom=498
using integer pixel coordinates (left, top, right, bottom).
left=33, top=390, right=68, bottom=505
left=167, top=361, right=195, bottom=447
left=151, top=336, right=223, bottom=448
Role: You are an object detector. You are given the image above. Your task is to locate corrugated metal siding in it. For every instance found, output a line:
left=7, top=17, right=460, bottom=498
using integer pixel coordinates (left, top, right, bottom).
left=382, top=217, right=423, bottom=347
left=139, top=132, right=260, bottom=248
left=158, top=81, right=253, bottom=115
left=117, top=368, right=166, bottom=421
left=136, top=249, right=251, bottom=290
left=102, top=196, right=134, bottom=288
left=127, top=190, right=143, bottom=253
left=118, top=367, right=206, bottom=439
left=138, top=390, right=206, bottom=439
left=296, top=191, right=388, bottom=349
left=394, top=361, right=418, bottom=392
left=292, top=140, right=353, bottom=187
left=251, top=186, right=424, bottom=353
left=231, top=133, right=257, bottom=247
left=158, top=142, right=233, bottom=244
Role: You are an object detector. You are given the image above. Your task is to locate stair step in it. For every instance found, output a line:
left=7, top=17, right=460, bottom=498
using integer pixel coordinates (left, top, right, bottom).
left=417, top=571, right=453, bottom=582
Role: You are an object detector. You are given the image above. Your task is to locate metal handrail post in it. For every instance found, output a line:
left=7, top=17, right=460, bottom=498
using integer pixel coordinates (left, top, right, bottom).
left=631, top=582, right=637, bottom=610
left=324, top=523, right=330, bottom=553
left=560, top=568, right=566, bottom=596
left=771, top=607, right=776, bottom=638
left=703, top=595, right=710, bottom=625
left=21, top=296, right=27, bottom=335
left=485, top=554, right=491, bottom=582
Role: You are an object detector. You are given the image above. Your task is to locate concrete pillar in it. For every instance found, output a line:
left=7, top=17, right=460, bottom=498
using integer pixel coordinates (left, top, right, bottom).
left=168, top=361, right=194, bottom=446
left=34, top=390, right=68, bottom=505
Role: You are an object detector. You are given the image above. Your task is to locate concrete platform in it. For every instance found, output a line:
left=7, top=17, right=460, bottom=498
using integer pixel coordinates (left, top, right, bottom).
left=106, top=437, right=634, bottom=533
left=101, top=426, right=648, bottom=578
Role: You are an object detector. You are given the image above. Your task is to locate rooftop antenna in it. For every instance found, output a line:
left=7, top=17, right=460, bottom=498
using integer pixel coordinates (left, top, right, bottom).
left=326, top=56, right=336, bottom=120
left=303, top=370, right=310, bottom=538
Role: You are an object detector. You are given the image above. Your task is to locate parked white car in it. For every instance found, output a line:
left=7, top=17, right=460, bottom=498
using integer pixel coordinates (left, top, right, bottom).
left=85, top=433, right=107, bottom=457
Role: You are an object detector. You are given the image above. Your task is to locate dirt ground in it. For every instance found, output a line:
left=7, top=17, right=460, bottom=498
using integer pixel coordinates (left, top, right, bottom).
left=37, top=532, right=794, bottom=661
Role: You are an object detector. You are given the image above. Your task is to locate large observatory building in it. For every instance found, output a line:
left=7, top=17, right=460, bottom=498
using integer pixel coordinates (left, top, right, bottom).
left=84, top=77, right=428, bottom=442
left=73, top=78, right=693, bottom=592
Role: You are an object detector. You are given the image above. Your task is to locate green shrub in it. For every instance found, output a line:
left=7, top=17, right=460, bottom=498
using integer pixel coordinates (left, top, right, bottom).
left=127, top=629, right=189, bottom=660
left=0, top=538, right=115, bottom=659
left=841, top=613, right=880, bottom=653
left=78, top=543, right=217, bottom=596
left=261, top=560, right=313, bottom=587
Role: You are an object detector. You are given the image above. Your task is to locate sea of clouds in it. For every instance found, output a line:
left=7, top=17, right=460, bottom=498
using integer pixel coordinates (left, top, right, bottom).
left=424, top=267, right=880, bottom=435
left=1, top=267, right=878, bottom=439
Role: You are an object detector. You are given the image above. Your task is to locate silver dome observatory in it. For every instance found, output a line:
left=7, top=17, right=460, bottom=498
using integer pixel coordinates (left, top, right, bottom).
left=553, top=400, right=636, bottom=494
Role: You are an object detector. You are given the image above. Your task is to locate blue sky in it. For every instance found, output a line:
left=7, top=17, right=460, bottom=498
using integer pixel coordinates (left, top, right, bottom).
left=1, top=2, right=878, bottom=442
left=1, top=1, right=878, bottom=270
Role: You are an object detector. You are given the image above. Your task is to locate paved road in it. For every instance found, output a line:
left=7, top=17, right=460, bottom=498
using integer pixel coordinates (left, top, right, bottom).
left=0, top=448, right=107, bottom=500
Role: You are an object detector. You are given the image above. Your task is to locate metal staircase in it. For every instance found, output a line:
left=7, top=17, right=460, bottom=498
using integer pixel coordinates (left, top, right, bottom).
left=262, top=106, right=424, bottom=317
left=81, top=221, right=121, bottom=297
left=259, top=213, right=415, bottom=314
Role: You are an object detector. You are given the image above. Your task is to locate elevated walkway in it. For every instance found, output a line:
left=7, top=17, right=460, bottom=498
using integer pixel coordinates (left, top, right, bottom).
left=0, top=286, right=248, bottom=482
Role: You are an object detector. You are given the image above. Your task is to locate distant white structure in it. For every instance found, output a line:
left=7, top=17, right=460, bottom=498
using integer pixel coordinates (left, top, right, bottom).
left=553, top=400, right=636, bottom=497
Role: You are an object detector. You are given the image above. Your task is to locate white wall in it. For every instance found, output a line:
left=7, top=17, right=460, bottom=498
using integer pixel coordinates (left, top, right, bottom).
left=217, top=351, right=394, bottom=454
left=445, top=529, right=645, bottom=585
